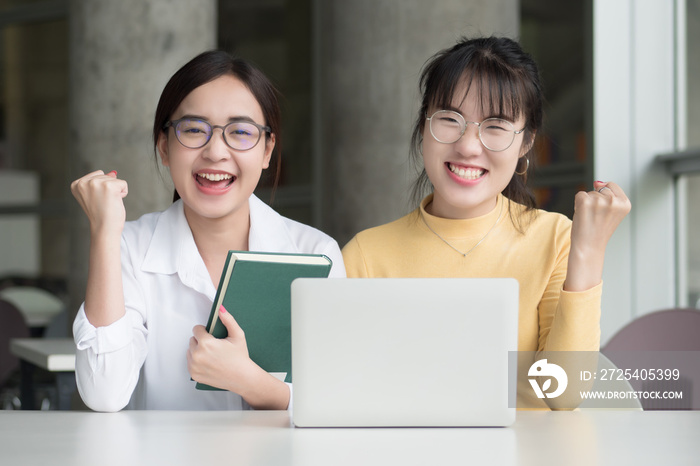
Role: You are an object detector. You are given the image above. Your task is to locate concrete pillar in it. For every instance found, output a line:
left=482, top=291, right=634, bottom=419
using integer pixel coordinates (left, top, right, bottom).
left=316, top=0, right=519, bottom=246
left=68, top=0, right=216, bottom=316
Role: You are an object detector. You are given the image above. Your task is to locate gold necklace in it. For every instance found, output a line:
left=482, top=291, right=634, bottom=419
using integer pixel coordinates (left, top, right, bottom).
left=420, top=200, right=504, bottom=257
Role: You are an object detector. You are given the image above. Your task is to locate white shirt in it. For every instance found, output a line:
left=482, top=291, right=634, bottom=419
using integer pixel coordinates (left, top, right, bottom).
left=73, top=195, right=345, bottom=412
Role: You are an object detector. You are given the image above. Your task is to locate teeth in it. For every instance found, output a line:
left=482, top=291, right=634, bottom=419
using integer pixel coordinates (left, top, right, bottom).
left=449, top=163, right=484, bottom=180
left=198, top=173, right=232, bottom=182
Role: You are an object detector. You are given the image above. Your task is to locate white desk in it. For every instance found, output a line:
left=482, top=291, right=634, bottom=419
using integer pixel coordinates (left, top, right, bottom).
left=0, top=410, right=697, bottom=465
left=9, top=338, right=76, bottom=410
left=9, top=338, right=75, bottom=371
left=0, top=287, right=64, bottom=329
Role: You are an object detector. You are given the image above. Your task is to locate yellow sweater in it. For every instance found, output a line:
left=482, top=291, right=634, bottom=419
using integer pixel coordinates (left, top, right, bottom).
left=342, top=194, right=602, bottom=409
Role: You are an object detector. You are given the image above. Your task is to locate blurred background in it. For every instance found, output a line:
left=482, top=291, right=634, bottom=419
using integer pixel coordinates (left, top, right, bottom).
left=0, top=0, right=697, bottom=372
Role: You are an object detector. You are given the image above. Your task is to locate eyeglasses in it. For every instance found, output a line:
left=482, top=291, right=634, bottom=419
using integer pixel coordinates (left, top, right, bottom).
left=426, top=110, right=525, bottom=152
left=164, top=118, right=271, bottom=151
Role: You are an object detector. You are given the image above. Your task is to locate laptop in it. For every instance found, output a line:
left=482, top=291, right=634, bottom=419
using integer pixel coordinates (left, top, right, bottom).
left=290, top=278, right=519, bottom=427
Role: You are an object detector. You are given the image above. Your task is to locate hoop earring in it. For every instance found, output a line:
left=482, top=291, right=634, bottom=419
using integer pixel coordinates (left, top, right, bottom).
left=515, top=157, right=529, bottom=176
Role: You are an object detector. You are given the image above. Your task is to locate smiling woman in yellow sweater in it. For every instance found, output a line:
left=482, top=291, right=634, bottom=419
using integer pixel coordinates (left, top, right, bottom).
left=341, top=36, right=631, bottom=409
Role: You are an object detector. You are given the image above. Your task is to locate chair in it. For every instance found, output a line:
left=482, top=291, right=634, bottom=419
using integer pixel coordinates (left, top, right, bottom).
left=604, top=308, right=700, bottom=351
left=577, top=353, right=643, bottom=410
left=602, top=308, right=700, bottom=410
left=0, top=299, right=30, bottom=409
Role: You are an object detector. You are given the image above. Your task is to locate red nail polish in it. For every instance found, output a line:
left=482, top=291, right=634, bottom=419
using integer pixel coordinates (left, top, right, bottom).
left=219, top=305, right=227, bottom=314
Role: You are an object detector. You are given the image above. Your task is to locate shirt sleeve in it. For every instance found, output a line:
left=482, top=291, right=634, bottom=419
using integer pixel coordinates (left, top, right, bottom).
left=539, top=284, right=603, bottom=352
left=72, top=236, right=149, bottom=412
left=537, top=222, right=602, bottom=353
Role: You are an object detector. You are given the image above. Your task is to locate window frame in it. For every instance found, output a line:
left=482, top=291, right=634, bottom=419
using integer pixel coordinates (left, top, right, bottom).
left=593, top=0, right=683, bottom=344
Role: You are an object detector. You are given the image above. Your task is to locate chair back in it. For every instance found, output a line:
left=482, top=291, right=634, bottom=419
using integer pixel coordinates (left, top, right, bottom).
left=603, top=308, right=700, bottom=409
left=604, top=308, right=700, bottom=351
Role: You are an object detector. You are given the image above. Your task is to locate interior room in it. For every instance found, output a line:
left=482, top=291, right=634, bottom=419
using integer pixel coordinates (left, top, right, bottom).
left=0, top=0, right=698, bottom=463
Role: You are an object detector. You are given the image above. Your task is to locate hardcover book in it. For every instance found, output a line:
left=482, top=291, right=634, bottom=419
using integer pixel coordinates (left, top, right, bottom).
left=195, top=250, right=332, bottom=390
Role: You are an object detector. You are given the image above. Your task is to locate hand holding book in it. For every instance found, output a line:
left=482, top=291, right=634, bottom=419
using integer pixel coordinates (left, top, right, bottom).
left=188, top=305, right=249, bottom=391
left=193, top=251, right=333, bottom=391
left=188, top=304, right=292, bottom=409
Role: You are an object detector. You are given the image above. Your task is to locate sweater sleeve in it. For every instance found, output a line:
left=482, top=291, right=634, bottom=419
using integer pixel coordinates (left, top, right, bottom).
left=72, top=235, right=148, bottom=412
left=537, top=222, right=602, bottom=353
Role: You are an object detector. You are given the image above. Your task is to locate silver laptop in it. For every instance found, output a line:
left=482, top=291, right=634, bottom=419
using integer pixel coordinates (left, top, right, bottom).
left=291, top=278, right=519, bottom=427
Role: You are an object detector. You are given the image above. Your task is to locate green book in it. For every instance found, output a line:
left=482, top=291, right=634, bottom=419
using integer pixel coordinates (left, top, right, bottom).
left=195, top=250, right=332, bottom=390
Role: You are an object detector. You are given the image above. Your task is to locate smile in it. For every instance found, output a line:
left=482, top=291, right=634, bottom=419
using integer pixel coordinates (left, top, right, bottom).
left=194, top=171, right=236, bottom=192
left=197, top=173, right=233, bottom=182
left=447, top=163, right=485, bottom=180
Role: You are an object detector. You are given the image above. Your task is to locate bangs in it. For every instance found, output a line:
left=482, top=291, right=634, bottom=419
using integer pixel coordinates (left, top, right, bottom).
left=425, top=50, right=533, bottom=125
left=410, top=36, right=542, bottom=223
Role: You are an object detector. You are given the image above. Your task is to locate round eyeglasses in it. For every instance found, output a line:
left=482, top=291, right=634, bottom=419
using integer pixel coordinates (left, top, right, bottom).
left=164, top=118, right=271, bottom=151
left=426, top=110, right=525, bottom=152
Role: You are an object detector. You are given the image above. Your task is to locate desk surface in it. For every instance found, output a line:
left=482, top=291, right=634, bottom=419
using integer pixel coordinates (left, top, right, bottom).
left=0, top=287, right=64, bottom=327
left=9, top=338, right=76, bottom=371
left=0, top=410, right=697, bottom=465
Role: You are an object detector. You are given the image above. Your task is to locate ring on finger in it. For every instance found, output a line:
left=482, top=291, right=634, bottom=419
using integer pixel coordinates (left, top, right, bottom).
left=598, top=186, right=612, bottom=194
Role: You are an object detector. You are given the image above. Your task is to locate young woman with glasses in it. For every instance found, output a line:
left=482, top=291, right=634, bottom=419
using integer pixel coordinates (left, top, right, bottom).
left=70, top=51, right=345, bottom=412
left=341, top=36, right=631, bottom=409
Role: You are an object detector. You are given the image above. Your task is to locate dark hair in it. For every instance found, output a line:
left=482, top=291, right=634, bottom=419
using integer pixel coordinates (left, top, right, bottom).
left=153, top=50, right=282, bottom=202
left=410, top=36, right=543, bottom=230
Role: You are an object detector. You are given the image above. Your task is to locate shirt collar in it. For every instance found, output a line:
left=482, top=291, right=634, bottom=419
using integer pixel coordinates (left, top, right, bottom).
left=248, top=193, right=299, bottom=253
left=141, top=200, right=190, bottom=276
left=141, top=200, right=214, bottom=297
left=141, top=194, right=301, bottom=277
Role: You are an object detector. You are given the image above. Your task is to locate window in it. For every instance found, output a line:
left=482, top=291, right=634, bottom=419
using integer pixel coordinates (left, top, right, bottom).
left=520, top=0, right=591, bottom=219
left=0, top=3, right=69, bottom=279
left=218, top=0, right=315, bottom=225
